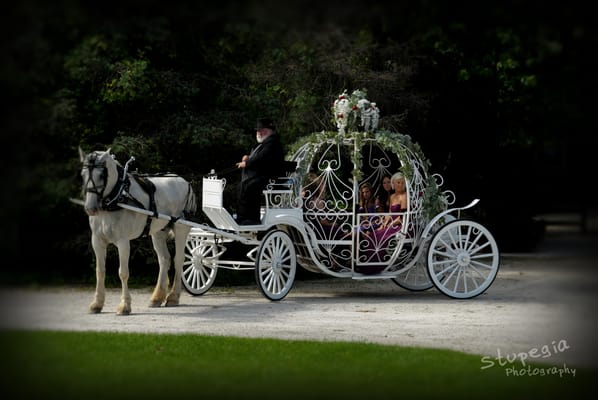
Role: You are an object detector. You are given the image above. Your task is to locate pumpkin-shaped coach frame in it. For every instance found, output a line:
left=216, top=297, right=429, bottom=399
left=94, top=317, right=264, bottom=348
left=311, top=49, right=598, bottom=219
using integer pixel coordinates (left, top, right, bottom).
left=182, top=125, right=500, bottom=301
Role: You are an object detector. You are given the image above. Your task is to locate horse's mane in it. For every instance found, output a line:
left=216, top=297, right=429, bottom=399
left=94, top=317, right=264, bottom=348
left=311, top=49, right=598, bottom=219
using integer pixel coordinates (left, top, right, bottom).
left=85, top=150, right=196, bottom=213
left=87, top=149, right=122, bottom=167
left=89, top=150, right=187, bottom=179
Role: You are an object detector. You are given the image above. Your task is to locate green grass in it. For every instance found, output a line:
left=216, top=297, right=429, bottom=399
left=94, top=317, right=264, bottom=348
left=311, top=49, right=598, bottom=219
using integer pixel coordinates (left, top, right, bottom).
left=1, top=330, right=594, bottom=399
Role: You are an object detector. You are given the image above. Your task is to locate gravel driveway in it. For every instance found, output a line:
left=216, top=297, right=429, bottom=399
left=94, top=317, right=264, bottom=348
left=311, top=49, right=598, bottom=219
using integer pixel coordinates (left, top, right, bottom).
left=1, top=232, right=597, bottom=369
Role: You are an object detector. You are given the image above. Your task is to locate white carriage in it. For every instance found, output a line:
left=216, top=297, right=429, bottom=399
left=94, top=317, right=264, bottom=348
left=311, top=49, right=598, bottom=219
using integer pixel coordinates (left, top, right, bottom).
left=181, top=92, right=500, bottom=300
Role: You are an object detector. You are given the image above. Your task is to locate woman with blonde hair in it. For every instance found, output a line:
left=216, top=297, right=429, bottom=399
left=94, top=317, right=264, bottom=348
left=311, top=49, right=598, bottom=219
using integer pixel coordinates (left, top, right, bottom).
left=365, top=172, right=408, bottom=264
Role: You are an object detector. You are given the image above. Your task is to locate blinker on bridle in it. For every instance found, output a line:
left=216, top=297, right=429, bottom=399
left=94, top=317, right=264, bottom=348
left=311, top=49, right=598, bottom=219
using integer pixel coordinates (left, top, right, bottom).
left=81, top=152, right=132, bottom=211
left=82, top=152, right=109, bottom=197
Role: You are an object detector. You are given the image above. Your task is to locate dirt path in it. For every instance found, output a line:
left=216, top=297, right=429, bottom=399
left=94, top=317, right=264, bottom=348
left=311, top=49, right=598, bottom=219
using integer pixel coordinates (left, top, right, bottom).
left=1, top=232, right=597, bottom=369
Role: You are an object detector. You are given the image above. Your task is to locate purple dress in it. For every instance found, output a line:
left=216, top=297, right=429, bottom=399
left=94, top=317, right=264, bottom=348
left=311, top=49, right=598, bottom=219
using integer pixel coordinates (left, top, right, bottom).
left=357, top=203, right=379, bottom=231
left=362, top=203, right=405, bottom=264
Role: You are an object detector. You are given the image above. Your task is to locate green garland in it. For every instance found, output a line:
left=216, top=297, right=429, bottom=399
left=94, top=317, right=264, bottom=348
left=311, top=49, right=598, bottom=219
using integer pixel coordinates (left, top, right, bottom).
left=287, top=129, right=448, bottom=219
left=372, top=129, right=449, bottom=218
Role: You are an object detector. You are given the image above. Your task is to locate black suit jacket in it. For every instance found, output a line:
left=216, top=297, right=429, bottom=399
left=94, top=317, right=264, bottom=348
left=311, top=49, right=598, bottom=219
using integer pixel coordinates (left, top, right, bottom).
left=242, top=134, right=285, bottom=183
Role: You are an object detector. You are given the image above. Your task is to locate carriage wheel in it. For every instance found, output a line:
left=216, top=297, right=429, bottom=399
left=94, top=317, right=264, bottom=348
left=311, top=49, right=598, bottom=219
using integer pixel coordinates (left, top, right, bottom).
left=255, top=229, right=296, bottom=301
left=392, top=215, right=455, bottom=291
left=182, top=234, right=219, bottom=296
left=427, top=220, right=499, bottom=299
left=392, top=255, right=434, bottom=291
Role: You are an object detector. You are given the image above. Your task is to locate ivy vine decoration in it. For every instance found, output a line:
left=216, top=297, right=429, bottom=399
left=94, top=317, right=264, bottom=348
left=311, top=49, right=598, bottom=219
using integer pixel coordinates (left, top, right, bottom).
left=350, top=131, right=364, bottom=181
left=373, top=129, right=448, bottom=218
left=287, top=129, right=448, bottom=219
left=289, top=89, right=448, bottom=220
left=422, top=176, right=448, bottom=220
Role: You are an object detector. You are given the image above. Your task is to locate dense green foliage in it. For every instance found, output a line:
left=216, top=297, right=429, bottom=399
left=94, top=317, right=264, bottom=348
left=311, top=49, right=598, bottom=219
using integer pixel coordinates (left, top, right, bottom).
left=2, top=1, right=594, bottom=282
left=2, top=330, right=593, bottom=399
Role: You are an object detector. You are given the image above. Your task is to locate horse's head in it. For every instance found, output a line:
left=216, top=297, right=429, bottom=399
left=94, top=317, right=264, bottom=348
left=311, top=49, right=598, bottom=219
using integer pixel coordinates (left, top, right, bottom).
left=79, top=147, right=120, bottom=216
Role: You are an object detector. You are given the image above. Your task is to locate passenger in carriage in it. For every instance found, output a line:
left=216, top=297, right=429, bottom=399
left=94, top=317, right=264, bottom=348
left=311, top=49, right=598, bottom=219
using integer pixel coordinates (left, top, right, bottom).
left=235, top=118, right=285, bottom=225
left=365, top=172, right=408, bottom=263
left=375, top=174, right=393, bottom=212
left=358, top=182, right=377, bottom=214
left=357, top=182, right=380, bottom=231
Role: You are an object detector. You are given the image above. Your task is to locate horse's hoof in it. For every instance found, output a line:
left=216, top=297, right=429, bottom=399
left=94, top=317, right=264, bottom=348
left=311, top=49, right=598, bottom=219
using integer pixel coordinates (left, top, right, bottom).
left=116, top=304, right=131, bottom=315
left=148, top=300, right=162, bottom=308
left=89, top=303, right=103, bottom=314
left=165, top=299, right=179, bottom=307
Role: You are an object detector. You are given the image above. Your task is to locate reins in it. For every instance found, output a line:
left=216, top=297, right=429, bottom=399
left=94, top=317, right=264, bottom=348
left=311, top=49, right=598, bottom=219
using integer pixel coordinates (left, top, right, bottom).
left=203, top=165, right=239, bottom=178
left=82, top=152, right=238, bottom=211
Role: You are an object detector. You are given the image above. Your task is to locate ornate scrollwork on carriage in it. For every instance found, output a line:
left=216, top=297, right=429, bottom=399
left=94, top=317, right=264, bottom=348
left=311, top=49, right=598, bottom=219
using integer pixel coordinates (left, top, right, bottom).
left=179, top=89, right=498, bottom=300
left=282, top=90, right=453, bottom=276
left=290, top=135, right=445, bottom=274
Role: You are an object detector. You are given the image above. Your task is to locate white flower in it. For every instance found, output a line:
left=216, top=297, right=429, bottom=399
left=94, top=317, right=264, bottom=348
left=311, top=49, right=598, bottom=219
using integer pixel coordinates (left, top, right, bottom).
left=371, top=102, right=379, bottom=131
left=333, top=92, right=352, bottom=135
left=331, top=89, right=380, bottom=134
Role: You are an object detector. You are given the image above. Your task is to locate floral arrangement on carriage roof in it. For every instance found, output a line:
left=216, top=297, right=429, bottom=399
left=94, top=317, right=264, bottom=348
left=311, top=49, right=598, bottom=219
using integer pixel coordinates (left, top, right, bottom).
left=332, top=89, right=380, bottom=135
left=287, top=89, right=449, bottom=219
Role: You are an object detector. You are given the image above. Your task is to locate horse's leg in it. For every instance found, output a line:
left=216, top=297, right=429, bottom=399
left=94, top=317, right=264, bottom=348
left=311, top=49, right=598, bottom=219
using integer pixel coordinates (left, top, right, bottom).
left=115, top=239, right=132, bottom=315
left=89, top=234, right=107, bottom=314
left=165, top=225, right=191, bottom=306
left=149, top=230, right=170, bottom=307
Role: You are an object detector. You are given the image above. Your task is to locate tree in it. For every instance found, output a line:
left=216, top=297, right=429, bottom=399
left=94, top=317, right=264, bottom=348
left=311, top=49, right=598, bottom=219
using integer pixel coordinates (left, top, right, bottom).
left=2, top=0, right=594, bottom=282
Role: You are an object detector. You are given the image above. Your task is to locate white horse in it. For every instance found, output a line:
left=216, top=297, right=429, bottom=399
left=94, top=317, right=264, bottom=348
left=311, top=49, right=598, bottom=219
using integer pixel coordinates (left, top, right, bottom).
left=79, top=147, right=197, bottom=315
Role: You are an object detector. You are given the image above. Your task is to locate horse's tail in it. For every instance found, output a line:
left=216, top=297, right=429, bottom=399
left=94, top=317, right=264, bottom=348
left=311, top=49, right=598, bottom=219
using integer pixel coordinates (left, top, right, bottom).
left=184, top=182, right=198, bottom=215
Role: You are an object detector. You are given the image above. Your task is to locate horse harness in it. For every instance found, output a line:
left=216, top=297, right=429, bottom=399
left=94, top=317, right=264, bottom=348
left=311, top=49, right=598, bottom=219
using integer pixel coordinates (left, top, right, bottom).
left=82, top=154, right=160, bottom=237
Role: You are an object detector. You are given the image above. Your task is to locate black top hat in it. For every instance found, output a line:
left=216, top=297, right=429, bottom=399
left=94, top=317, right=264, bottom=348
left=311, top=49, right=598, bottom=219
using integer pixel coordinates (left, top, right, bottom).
left=255, top=118, right=275, bottom=131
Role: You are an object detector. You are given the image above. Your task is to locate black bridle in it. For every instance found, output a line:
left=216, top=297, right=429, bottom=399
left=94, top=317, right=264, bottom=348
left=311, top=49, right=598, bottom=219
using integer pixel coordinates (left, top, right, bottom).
left=81, top=153, right=132, bottom=211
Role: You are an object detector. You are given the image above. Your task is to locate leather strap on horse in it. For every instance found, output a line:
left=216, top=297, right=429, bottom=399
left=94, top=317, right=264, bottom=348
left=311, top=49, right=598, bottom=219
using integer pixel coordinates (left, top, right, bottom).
left=101, top=165, right=126, bottom=211
left=129, top=175, right=158, bottom=237
left=104, top=168, right=158, bottom=238
left=131, top=175, right=158, bottom=216
left=96, top=157, right=167, bottom=238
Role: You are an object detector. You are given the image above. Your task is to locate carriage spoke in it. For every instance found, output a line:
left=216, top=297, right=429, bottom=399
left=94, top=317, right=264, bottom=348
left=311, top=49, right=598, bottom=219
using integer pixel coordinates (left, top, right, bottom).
left=428, top=220, right=499, bottom=299
left=255, top=230, right=296, bottom=301
left=431, top=257, right=456, bottom=267
left=470, top=258, right=494, bottom=269
left=446, top=229, right=461, bottom=251
left=465, top=229, right=482, bottom=252
left=185, top=239, right=199, bottom=253
left=468, top=263, right=488, bottom=281
left=462, top=269, right=477, bottom=292
left=437, top=237, right=458, bottom=256
left=274, top=274, right=282, bottom=293
left=432, top=248, right=456, bottom=259
left=454, top=268, right=463, bottom=292
left=463, top=226, right=473, bottom=249
left=442, top=262, right=460, bottom=282
left=471, top=252, right=494, bottom=261
left=192, top=269, right=199, bottom=289
left=433, top=261, right=458, bottom=279
left=468, top=240, right=492, bottom=256
left=182, top=236, right=219, bottom=296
